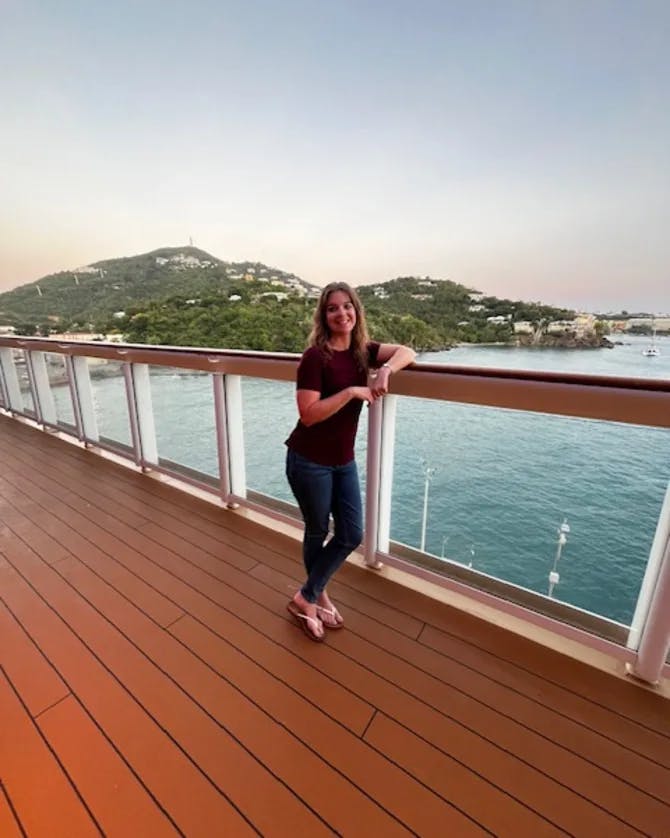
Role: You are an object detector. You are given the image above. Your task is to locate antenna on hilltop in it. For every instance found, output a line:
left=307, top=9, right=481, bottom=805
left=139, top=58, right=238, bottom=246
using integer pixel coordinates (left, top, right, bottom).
left=36, top=285, right=43, bottom=297
left=189, top=236, right=193, bottom=247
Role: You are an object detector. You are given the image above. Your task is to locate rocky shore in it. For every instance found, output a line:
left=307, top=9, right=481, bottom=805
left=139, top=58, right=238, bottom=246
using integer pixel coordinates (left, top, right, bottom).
left=515, top=334, right=613, bottom=349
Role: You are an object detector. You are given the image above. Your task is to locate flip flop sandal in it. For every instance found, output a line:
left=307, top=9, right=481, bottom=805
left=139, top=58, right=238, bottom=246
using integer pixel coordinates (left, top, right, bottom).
left=316, top=605, right=344, bottom=629
left=287, top=600, right=325, bottom=642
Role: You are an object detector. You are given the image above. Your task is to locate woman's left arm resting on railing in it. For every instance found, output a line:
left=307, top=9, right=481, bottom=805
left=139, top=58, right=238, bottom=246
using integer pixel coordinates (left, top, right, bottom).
left=371, top=343, right=417, bottom=396
left=376, top=343, right=417, bottom=373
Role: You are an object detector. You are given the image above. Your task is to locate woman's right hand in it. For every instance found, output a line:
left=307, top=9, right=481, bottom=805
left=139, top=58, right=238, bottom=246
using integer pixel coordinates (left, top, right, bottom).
left=349, top=386, right=376, bottom=404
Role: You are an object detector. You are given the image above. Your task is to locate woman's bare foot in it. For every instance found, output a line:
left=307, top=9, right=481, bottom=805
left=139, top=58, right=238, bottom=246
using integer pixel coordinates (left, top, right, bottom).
left=288, top=591, right=324, bottom=640
left=316, top=591, right=344, bottom=629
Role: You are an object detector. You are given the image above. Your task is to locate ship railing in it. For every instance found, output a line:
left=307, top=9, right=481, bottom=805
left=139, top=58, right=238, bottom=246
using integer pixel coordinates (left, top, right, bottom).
left=1, top=336, right=669, bottom=685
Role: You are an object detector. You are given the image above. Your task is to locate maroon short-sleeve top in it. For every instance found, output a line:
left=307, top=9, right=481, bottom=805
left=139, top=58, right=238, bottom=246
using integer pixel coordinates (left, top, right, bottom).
left=285, top=341, right=381, bottom=466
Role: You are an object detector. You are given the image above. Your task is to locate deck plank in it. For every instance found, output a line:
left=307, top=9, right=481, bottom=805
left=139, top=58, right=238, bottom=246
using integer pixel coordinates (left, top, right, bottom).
left=0, top=783, right=26, bottom=838
left=37, top=695, right=180, bottom=837
left=252, top=561, right=670, bottom=802
left=7, top=433, right=423, bottom=638
left=0, top=669, right=100, bottom=837
left=0, top=597, right=70, bottom=717
left=0, top=479, right=641, bottom=838
left=419, top=622, right=670, bottom=769
left=52, top=458, right=670, bottom=774
left=170, top=616, right=483, bottom=836
left=0, top=463, right=480, bottom=835
left=365, top=712, right=565, bottom=838
left=0, top=550, right=256, bottom=837
left=1, top=415, right=669, bottom=837
left=0, top=461, right=375, bottom=735
left=0, top=487, right=184, bottom=630
left=0, top=534, right=332, bottom=838
left=49, top=557, right=432, bottom=836
left=3, top=454, right=655, bottom=835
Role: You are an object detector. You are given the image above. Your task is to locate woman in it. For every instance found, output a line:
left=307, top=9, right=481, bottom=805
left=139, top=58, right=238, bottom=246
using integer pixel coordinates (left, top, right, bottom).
left=285, top=282, right=416, bottom=641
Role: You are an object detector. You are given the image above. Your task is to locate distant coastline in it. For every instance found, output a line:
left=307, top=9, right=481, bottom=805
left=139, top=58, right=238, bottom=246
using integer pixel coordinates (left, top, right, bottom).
left=453, top=335, right=614, bottom=350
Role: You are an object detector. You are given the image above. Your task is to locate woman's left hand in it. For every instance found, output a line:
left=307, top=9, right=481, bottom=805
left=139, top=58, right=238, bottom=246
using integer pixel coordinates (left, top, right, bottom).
left=371, top=366, right=391, bottom=397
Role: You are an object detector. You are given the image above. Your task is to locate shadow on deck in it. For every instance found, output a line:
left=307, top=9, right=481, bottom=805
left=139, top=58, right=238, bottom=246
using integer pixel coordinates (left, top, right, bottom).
left=1, top=415, right=669, bottom=836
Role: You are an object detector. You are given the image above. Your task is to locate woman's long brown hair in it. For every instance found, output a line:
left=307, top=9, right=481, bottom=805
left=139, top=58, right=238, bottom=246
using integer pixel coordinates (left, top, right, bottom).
left=308, top=282, right=370, bottom=371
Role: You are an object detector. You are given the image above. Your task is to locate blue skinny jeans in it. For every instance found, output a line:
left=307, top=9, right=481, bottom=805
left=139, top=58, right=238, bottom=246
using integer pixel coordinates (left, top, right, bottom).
left=286, top=449, right=363, bottom=603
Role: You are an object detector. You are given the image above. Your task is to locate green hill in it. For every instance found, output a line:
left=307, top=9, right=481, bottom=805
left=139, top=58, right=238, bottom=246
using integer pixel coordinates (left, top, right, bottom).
left=0, top=246, right=316, bottom=331
left=0, top=246, right=578, bottom=351
left=358, top=277, right=576, bottom=346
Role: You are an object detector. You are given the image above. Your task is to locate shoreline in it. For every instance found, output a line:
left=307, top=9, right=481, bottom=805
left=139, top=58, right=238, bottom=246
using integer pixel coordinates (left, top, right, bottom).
left=451, top=341, right=612, bottom=350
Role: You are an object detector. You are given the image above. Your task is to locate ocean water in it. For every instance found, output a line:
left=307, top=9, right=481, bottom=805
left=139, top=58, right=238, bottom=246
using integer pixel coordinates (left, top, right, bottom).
left=72, top=334, right=669, bottom=626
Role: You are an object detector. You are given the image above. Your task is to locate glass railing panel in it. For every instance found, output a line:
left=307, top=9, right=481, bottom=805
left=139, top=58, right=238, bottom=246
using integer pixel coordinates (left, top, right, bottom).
left=241, top=375, right=371, bottom=513
left=13, top=349, right=36, bottom=416
left=44, top=352, right=76, bottom=429
left=87, top=358, right=132, bottom=452
left=148, top=366, right=218, bottom=483
left=241, top=377, right=299, bottom=507
left=389, top=396, right=670, bottom=629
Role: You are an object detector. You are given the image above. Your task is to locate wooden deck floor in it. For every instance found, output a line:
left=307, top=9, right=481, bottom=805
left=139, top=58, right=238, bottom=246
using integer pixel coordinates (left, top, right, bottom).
left=1, top=415, right=669, bottom=837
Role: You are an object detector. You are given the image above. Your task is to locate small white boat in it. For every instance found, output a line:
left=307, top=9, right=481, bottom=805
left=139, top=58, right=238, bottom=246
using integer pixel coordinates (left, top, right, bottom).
left=642, top=321, right=660, bottom=356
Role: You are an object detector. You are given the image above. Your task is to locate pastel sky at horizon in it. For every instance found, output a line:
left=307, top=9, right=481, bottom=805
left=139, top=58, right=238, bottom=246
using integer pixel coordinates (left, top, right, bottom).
left=1, top=0, right=668, bottom=313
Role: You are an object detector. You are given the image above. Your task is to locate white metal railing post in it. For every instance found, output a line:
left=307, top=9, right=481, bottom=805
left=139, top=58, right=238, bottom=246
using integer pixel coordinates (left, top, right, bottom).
left=122, top=363, right=143, bottom=466
left=378, top=394, right=398, bottom=554
left=212, top=374, right=233, bottom=502
left=224, top=374, right=246, bottom=499
left=0, top=348, right=22, bottom=412
left=364, top=398, right=383, bottom=567
left=24, top=351, right=42, bottom=421
left=27, top=351, right=57, bottom=426
left=71, top=356, right=99, bottom=442
left=628, top=528, right=670, bottom=684
left=0, top=360, right=6, bottom=408
left=123, top=363, right=158, bottom=469
left=627, top=480, right=670, bottom=651
left=133, top=364, right=158, bottom=467
left=65, top=355, right=84, bottom=439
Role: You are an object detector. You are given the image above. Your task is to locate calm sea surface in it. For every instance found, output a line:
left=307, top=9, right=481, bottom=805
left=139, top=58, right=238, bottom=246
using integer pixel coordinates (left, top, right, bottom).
left=80, top=334, right=670, bottom=626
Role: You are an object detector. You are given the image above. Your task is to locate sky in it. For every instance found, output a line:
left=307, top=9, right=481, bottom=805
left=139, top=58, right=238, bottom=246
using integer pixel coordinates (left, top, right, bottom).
left=1, top=0, right=668, bottom=313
